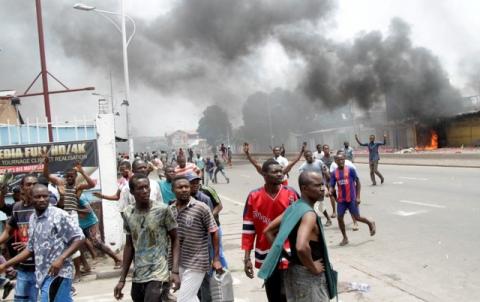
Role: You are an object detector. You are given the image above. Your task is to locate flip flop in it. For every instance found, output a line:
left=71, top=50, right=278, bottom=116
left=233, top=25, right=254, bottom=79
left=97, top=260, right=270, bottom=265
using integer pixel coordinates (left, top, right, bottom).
left=339, top=239, right=349, bottom=246
left=370, top=222, right=376, bottom=236
left=352, top=224, right=359, bottom=231
left=325, top=220, right=332, bottom=227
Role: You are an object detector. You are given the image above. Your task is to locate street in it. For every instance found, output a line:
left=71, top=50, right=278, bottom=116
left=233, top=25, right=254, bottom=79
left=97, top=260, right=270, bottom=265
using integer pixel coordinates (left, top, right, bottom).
left=75, top=161, right=480, bottom=302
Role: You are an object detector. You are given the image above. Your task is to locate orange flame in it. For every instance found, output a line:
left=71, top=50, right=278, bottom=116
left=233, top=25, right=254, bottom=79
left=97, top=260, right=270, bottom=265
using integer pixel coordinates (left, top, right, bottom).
left=416, top=130, right=438, bottom=151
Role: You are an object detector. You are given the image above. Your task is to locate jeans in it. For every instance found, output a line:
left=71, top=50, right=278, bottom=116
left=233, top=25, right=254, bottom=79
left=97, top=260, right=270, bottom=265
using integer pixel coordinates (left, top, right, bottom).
left=14, top=270, right=38, bottom=302
left=39, top=276, right=73, bottom=302
left=208, top=227, right=228, bottom=269
left=214, top=168, right=228, bottom=183
left=206, top=171, right=214, bottom=185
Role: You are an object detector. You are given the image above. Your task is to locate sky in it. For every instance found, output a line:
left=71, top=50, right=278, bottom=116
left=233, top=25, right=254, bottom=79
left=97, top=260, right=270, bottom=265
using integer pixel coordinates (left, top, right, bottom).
left=1, top=0, right=479, bottom=136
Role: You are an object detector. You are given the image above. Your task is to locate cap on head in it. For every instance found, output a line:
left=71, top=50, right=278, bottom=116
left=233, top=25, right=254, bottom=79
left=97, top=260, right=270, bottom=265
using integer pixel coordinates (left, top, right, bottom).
left=185, top=173, right=201, bottom=182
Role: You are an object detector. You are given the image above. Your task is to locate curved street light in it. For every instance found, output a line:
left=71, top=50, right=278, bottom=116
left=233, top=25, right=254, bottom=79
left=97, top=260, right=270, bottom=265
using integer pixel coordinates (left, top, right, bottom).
left=74, top=1, right=136, bottom=160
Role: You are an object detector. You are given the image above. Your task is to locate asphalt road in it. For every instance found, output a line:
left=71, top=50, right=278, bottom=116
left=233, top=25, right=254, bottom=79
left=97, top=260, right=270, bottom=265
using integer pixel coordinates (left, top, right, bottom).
left=74, top=161, right=480, bottom=302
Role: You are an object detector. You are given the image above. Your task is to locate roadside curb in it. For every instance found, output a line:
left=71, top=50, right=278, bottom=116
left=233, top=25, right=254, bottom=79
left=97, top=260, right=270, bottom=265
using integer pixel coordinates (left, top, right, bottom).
left=231, top=159, right=480, bottom=169
left=87, top=267, right=132, bottom=281
left=352, top=161, right=480, bottom=168
left=96, top=270, right=122, bottom=280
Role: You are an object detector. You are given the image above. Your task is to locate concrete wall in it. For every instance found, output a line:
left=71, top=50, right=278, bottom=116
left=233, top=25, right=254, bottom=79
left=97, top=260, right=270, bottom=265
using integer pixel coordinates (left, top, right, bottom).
left=95, top=113, right=124, bottom=251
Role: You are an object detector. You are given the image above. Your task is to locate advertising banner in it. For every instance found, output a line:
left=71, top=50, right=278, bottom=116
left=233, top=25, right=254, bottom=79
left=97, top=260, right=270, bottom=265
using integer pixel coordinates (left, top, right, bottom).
left=0, top=140, right=100, bottom=193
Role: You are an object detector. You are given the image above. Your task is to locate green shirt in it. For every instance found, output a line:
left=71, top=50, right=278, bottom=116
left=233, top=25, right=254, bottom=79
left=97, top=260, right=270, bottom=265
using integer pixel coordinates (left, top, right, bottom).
left=122, top=202, right=177, bottom=283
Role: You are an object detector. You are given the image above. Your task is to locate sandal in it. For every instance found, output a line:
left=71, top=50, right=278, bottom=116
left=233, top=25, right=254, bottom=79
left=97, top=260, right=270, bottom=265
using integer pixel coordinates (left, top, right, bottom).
left=370, top=222, right=376, bottom=236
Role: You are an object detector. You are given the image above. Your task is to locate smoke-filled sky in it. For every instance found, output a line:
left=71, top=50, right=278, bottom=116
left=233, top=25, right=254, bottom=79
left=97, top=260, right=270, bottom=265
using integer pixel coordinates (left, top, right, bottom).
left=1, top=0, right=479, bottom=136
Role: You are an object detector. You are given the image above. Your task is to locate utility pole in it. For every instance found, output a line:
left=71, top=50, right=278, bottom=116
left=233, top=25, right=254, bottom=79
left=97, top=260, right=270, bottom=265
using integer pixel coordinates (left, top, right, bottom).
left=35, top=0, right=53, bottom=142
left=18, top=0, right=95, bottom=142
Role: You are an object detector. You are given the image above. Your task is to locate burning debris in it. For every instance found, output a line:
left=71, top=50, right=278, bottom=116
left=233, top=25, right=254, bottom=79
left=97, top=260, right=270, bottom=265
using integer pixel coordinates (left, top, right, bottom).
left=416, top=129, right=439, bottom=151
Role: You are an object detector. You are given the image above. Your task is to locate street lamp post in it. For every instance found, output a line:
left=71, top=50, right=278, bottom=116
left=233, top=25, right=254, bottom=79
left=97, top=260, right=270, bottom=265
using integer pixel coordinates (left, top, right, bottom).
left=74, top=2, right=135, bottom=160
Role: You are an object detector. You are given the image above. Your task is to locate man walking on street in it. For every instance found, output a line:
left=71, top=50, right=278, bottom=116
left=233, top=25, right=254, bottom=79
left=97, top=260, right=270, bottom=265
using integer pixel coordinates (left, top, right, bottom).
left=93, top=160, right=131, bottom=212
left=170, top=176, right=223, bottom=302
left=342, top=141, right=354, bottom=162
left=213, top=155, right=229, bottom=184
left=355, top=133, right=387, bottom=185
left=194, top=154, right=206, bottom=184
left=78, top=196, right=122, bottom=268
left=205, top=157, right=215, bottom=185
left=0, top=184, right=85, bottom=302
left=298, top=150, right=332, bottom=226
left=313, top=144, right=324, bottom=161
left=114, top=174, right=180, bottom=302
left=319, top=145, right=337, bottom=218
left=159, top=166, right=176, bottom=205
left=242, top=159, right=299, bottom=302
left=227, top=147, right=233, bottom=167
left=261, top=171, right=336, bottom=301
left=243, top=142, right=306, bottom=186
left=0, top=174, right=38, bottom=302
left=97, top=159, right=163, bottom=212
left=330, top=154, right=376, bottom=246
left=175, top=155, right=201, bottom=177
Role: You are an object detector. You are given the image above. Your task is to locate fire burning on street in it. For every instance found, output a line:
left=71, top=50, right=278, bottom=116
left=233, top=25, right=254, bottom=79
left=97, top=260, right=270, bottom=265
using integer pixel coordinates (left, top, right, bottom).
left=416, top=130, right=439, bottom=151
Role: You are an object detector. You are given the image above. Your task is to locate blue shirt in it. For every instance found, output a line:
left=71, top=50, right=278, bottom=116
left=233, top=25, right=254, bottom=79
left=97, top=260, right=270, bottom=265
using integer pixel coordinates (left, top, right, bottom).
left=194, top=191, right=214, bottom=210
left=78, top=197, right=98, bottom=230
left=27, top=206, right=84, bottom=287
left=205, top=160, right=215, bottom=172
left=359, top=140, right=386, bottom=161
left=159, top=180, right=175, bottom=205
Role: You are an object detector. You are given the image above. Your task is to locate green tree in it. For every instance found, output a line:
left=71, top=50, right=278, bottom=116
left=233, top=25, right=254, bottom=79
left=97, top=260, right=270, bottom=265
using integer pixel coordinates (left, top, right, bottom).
left=197, top=105, right=232, bottom=148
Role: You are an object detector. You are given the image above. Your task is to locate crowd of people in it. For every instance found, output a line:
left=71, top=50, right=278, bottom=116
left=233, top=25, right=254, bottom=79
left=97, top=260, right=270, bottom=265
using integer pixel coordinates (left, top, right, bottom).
left=118, top=145, right=232, bottom=186
left=0, top=134, right=387, bottom=301
left=240, top=133, right=386, bottom=302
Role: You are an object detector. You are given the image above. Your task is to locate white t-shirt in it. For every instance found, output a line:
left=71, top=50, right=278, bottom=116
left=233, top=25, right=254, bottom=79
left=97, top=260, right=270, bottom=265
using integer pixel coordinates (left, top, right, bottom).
left=313, top=151, right=324, bottom=161
left=273, top=156, right=289, bottom=181
left=118, top=178, right=163, bottom=212
left=273, top=156, right=288, bottom=168
left=329, top=160, right=357, bottom=174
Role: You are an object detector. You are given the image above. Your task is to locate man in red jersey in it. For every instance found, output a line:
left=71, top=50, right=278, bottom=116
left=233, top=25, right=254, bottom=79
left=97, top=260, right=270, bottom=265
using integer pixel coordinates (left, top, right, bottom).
left=243, top=142, right=306, bottom=186
left=242, top=159, right=299, bottom=302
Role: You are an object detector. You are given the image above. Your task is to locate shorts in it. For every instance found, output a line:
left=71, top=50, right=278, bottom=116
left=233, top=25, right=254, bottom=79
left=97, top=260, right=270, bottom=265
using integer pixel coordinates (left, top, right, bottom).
left=337, top=201, right=359, bottom=217
left=82, top=224, right=101, bottom=241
